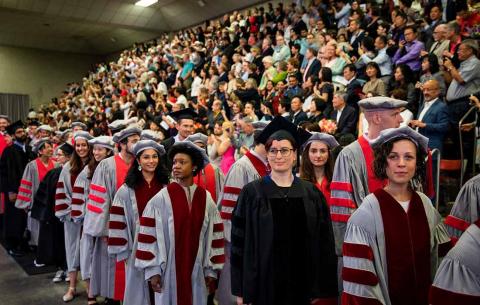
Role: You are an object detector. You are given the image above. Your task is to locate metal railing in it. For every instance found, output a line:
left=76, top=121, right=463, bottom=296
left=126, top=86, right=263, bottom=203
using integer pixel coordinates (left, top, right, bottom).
left=459, top=106, right=479, bottom=187
left=430, top=148, right=441, bottom=210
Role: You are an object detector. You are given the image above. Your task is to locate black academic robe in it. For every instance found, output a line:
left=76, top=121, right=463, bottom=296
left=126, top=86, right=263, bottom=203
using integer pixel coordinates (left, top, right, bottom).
left=0, top=143, right=34, bottom=249
left=31, top=167, right=66, bottom=267
left=231, top=176, right=338, bottom=305
left=161, top=137, right=176, bottom=171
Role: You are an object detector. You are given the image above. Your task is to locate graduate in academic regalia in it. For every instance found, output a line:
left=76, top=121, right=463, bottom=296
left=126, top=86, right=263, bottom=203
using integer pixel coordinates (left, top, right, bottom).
left=231, top=116, right=338, bottom=305
left=108, top=140, right=169, bottom=305
left=135, top=140, right=225, bottom=305
left=0, top=121, right=35, bottom=257
left=15, top=138, right=57, bottom=249
left=31, top=143, right=74, bottom=281
left=55, top=131, right=93, bottom=302
left=0, top=115, right=11, bottom=157
left=72, top=136, right=114, bottom=305
left=329, top=97, right=408, bottom=256
left=83, top=126, right=141, bottom=304
left=300, top=133, right=339, bottom=207
left=444, top=173, right=480, bottom=244
left=341, top=127, right=451, bottom=305
left=161, top=108, right=197, bottom=169
left=429, top=219, right=480, bottom=305
left=216, top=122, right=269, bottom=305
left=185, top=133, right=225, bottom=203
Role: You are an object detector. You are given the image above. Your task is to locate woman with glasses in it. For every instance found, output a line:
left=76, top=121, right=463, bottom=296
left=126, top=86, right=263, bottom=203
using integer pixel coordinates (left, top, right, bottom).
left=342, top=126, right=451, bottom=305
left=231, top=116, right=338, bottom=305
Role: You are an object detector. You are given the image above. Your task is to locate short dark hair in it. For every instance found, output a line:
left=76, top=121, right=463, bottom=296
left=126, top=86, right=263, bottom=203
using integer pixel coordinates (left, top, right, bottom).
left=404, top=25, right=417, bottom=34
left=376, top=35, right=388, bottom=46
left=373, top=137, right=427, bottom=186
left=343, top=64, right=357, bottom=74
left=396, top=11, right=408, bottom=21
left=306, top=47, right=318, bottom=57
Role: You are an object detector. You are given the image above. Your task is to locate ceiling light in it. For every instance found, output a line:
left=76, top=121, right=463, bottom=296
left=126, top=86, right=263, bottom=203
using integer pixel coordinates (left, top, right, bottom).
left=197, top=0, right=205, bottom=6
left=135, top=0, right=158, bottom=7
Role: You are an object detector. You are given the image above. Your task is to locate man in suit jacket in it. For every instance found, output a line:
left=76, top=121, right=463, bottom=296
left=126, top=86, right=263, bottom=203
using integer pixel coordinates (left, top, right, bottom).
left=343, top=64, right=363, bottom=111
left=329, top=92, right=358, bottom=136
left=348, top=19, right=366, bottom=58
left=409, top=80, right=450, bottom=153
left=290, top=96, right=308, bottom=125
left=302, top=47, right=321, bottom=83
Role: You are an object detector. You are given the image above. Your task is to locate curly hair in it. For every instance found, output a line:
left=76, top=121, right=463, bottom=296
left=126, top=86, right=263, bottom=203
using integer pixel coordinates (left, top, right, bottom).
left=167, top=145, right=205, bottom=176
left=373, top=137, right=427, bottom=187
left=124, top=151, right=170, bottom=189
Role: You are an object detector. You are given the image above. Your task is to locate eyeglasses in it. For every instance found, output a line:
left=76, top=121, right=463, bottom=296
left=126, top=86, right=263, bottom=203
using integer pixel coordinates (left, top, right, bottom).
left=268, top=148, right=294, bottom=157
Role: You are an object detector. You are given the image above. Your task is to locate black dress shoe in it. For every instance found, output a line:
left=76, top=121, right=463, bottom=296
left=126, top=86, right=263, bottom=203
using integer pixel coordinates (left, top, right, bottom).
left=8, top=249, right=25, bottom=257
left=104, top=298, right=121, bottom=305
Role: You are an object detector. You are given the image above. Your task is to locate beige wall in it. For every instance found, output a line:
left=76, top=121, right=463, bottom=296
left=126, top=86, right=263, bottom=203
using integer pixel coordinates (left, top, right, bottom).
left=0, top=46, right=101, bottom=108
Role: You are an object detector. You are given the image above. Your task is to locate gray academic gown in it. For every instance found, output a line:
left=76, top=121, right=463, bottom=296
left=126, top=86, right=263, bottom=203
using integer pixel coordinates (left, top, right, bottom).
left=15, top=158, right=56, bottom=246
left=444, top=173, right=480, bottom=242
left=55, top=163, right=82, bottom=273
left=430, top=220, right=480, bottom=304
left=71, top=166, right=94, bottom=281
left=216, top=150, right=268, bottom=305
left=108, top=184, right=151, bottom=305
left=135, top=183, right=225, bottom=305
left=342, top=191, right=450, bottom=305
left=83, top=155, right=125, bottom=298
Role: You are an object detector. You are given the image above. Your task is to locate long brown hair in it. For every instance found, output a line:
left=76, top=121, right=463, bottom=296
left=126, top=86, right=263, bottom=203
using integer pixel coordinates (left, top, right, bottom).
left=87, top=150, right=113, bottom=180
left=299, top=142, right=334, bottom=184
left=70, top=142, right=93, bottom=176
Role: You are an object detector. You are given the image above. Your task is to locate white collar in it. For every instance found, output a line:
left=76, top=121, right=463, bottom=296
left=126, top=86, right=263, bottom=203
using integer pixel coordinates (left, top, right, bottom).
left=250, top=149, right=268, bottom=166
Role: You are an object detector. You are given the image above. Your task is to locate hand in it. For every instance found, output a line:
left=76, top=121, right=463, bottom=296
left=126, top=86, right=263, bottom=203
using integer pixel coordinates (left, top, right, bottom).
left=443, top=57, right=454, bottom=71
left=388, top=39, right=396, bottom=46
left=150, top=275, right=163, bottom=293
left=399, top=40, right=405, bottom=48
left=415, top=81, right=423, bottom=89
left=469, top=95, right=480, bottom=109
left=460, top=122, right=475, bottom=132
left=409, top=120, right=426, bottom=128
left=8, top=193, right=17, bottom=202
left=236, top=297, right=251, bottom=305
left=420, top=50, right=428, bottom=57
left=442, top=51, right=453, bottom=58
left=205, top=276, right=216, bottom=294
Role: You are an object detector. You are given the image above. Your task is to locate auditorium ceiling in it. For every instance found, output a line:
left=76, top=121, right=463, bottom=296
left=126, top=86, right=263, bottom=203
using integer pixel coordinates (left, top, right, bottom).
left=0, top=0, right=263, bottom=55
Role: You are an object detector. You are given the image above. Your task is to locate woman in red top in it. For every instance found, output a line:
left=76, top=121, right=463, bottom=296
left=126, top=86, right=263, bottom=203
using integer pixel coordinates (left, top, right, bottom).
left=300, top=132, right=339, bottom=206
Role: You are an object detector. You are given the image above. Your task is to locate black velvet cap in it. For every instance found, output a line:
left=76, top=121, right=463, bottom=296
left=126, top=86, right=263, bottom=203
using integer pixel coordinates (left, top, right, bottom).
left=6, top=120, right=24, bottom=135
left=257, top=116, right=311, bottom=149
left=170, top=108, right=198, bottom=121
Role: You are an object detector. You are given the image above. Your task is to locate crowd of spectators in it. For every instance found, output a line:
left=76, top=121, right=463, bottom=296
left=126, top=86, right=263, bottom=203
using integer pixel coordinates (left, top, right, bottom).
left=6, top=0, right=480, bottom=166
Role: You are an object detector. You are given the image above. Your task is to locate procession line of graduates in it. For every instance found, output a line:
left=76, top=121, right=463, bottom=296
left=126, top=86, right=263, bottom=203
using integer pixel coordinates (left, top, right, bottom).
left=1, top=97, right=480, bottom=305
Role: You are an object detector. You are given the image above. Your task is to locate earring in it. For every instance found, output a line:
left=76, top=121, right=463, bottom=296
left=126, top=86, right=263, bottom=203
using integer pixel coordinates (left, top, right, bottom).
left=138, top=165, right=142, bottom=171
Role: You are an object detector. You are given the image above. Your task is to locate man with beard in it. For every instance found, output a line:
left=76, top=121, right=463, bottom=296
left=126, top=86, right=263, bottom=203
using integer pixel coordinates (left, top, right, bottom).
left=83, top=126, right=141, bottom=304
left=15, top=138, right=56, bottom=252
left=0, top=121, right=35, bottom=256
left=0, top=115, right=10, bottom=157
